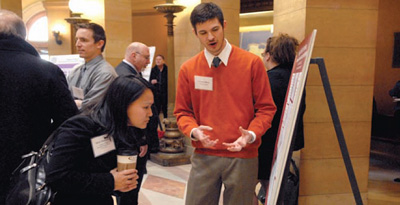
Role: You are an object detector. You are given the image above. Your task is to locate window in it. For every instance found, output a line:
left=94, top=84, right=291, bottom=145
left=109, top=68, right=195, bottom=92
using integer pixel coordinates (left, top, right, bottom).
left=27, top=16, right=48, bottom=42
left=26, top=12, right=48, bottom=60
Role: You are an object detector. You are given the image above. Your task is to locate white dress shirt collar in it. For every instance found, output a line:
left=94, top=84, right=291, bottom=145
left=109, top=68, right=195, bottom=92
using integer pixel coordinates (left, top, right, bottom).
left=204, top=39, right=232, bottom=68
left=123, top=59, right=139, bottom=74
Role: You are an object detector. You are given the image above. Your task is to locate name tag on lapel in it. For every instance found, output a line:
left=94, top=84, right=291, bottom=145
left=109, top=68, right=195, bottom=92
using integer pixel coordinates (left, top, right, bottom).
left=90, top=134, right=116, bottom=158
left=72, top=86, right=84, bottom=100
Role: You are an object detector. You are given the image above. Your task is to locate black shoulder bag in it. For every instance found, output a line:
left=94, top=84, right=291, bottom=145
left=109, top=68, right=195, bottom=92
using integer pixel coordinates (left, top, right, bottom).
left=6, top=132, right=57, bottom=205
left=284, top=158, right=300, bottom=205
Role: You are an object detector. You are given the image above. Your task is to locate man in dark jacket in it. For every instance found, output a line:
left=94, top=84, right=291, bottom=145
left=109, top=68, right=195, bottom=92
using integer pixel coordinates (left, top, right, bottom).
left=115, top=42, right=159, bottom=205
left=0, top=9, right=78, bottom=203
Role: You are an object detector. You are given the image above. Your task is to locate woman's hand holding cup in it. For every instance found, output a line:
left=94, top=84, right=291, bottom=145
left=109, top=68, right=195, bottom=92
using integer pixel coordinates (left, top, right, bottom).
left=111, top=168, right=138, bottom=192
left=113, top=149, right=139, bottom=192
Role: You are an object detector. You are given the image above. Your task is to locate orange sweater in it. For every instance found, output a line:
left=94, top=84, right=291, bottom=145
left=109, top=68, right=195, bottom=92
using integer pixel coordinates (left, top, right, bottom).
left=174, top=45, right=276, bottom=158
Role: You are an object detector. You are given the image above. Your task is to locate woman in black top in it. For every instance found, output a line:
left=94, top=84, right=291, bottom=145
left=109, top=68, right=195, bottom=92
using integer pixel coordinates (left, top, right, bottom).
left=46, top=75, right=154, bottom=205
left=150, top=54, right=168, bottom=118
left=256, top=34, right=305, bottom=203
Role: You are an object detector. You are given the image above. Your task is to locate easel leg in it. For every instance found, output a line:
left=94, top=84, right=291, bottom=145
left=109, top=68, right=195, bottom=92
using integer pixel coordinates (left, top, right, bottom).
left=310, top=58, right=363, bottom=205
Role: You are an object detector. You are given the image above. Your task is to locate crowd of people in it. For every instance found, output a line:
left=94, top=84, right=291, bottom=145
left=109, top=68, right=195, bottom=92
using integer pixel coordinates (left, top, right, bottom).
left=1, top=2, right=307, bottom=205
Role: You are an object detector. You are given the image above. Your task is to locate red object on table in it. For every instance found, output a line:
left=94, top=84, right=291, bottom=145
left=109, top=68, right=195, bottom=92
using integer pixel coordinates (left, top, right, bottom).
left=157, top=130, right=165, bottom=139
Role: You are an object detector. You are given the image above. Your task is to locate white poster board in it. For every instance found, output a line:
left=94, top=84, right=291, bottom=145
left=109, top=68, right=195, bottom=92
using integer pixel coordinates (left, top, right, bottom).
left=49, top=54, right=84, bottom=77
left=141, top=46, right=156, bottom=81
left=266, top=29, right=317, bottom=205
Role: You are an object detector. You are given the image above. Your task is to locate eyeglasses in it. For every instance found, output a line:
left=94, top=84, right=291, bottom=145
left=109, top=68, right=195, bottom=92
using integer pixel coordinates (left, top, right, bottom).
left=135, top=52, right=150, bottom=60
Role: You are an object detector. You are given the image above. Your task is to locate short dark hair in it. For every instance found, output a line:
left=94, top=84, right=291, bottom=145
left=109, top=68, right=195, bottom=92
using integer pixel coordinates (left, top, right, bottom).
left=190, top=2, right=224, bottom=34
left=77, top=23, right=106, bottom=52
left=84, top=75, right=152, bottom=145
left=265, top=33, right=299, bottom=67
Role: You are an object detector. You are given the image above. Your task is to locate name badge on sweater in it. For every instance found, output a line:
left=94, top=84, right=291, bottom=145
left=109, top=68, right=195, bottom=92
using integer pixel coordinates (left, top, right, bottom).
left=72, top=86, right=84, bottom=100
left=91, top=134, right=116, bottom=158
left=195, top=76, right=213, bottom=91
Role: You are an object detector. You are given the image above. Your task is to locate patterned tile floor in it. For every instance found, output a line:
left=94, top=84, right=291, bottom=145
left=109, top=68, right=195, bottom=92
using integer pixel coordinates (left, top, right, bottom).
left=138, top=161, right=190, bottom=205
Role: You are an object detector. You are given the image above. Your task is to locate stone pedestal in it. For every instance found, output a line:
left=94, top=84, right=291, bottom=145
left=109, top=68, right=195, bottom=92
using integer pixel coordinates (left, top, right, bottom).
left=150, top=152, right=191, bottom=167
left=150, top=118, right=191, bottom=166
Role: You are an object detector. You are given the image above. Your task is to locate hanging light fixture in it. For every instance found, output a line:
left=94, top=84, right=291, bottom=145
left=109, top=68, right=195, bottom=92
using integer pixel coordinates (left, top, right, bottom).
left=65, top=0, right=90, bottom=26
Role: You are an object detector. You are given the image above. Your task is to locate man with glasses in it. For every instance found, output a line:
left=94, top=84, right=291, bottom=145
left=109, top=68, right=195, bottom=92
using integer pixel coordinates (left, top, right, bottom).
left=115, top=42, right=150, bottom=77
left=115, top=42, right=159, bottom=205
left=67, top=23, right=117, bottom=110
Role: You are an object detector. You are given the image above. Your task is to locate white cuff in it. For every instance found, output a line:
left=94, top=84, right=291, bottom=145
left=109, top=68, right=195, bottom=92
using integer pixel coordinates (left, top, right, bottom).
left=248, top=131, right=256, bottom=144
left=190, top=128, right=199, bottom=141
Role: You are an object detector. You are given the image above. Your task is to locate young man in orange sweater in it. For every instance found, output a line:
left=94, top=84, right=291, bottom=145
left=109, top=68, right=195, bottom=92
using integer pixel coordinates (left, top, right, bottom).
left=174, top=2, right=276, bottom=204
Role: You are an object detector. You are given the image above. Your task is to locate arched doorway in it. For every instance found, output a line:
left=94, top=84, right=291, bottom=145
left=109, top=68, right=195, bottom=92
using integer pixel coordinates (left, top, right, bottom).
left=26, top=11, right=48, bottom=60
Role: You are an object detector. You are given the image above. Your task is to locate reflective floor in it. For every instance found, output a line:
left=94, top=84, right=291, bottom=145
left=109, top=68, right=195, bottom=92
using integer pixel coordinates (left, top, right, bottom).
left=368, top=136, right=400, bottom=205
left=135, top=136, right=400, bottom=205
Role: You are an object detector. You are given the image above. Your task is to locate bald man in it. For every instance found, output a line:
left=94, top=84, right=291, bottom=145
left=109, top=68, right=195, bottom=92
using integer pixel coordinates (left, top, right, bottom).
left=115, top=42, right=159, bottom=205
left=115, top=42, right=150, bottom=76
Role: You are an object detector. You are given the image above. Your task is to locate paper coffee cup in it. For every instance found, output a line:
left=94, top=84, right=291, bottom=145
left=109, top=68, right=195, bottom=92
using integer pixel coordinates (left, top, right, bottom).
left=117, top=150, right=137, bottom=171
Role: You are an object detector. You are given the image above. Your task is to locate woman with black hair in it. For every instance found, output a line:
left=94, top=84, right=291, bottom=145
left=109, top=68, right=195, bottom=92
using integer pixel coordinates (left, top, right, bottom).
left=46, top=75, right=154, bottom=205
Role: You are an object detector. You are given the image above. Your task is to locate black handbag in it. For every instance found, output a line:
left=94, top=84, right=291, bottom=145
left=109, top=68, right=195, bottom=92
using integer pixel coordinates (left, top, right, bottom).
left=284, top=159, right=300, bottom=205
left=6, top=133, right=57, bottom=205
left=257, top=159, right=300, bottom=205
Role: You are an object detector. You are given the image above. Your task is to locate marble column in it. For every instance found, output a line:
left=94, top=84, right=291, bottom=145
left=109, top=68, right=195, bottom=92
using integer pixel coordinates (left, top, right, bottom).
left=103, top=0, right=132, bottom=67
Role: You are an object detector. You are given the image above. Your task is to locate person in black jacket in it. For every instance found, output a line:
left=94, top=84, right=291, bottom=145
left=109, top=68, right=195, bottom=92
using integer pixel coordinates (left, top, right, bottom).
left=150, top=54, right=168, bottom=118
left=0, top=9, right=78, bottom=204
left=256, top=33, right=305, bottom=204
left=115, top=42, right=160, bottom=204
left=46, top=75, right=154, bottom=205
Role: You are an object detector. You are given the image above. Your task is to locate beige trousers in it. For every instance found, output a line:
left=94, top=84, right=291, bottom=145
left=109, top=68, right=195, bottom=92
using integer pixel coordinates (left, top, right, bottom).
left=185, top=152, right=258, bottom=205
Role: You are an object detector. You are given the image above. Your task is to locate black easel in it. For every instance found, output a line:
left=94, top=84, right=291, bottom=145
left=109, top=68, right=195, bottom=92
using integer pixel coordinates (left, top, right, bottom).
left=278, top=57, right=363, bottom=205
left=309, top=57, right=363, bottom=205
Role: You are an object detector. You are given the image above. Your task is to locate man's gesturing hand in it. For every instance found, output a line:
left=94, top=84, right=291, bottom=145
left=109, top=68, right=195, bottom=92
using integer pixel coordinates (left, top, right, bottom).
left=192, top=125, right=218, bottom=147
left=222, top=126, right=252, bottom=152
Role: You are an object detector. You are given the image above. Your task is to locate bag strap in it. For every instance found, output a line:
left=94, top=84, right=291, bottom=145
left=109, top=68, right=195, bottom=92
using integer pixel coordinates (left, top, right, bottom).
left=158, top=116, right=163, bottom=131
left=39, top=131, right=57, bottom=155
left=290, top=158, right=299, bottom=177
left=154, top=106, right=163, bottom=132
left=43, top=132, right=55, bottom=146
